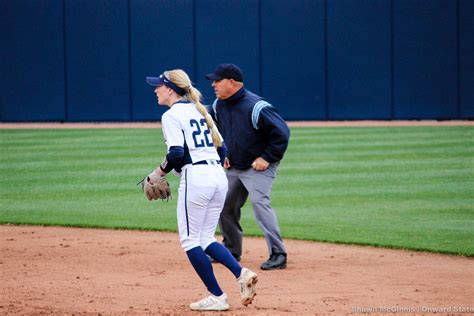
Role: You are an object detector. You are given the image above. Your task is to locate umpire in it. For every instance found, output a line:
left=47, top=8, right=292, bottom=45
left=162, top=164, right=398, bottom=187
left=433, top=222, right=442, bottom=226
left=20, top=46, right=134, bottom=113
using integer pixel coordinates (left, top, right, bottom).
left=206, top=63, right=290, bottom=270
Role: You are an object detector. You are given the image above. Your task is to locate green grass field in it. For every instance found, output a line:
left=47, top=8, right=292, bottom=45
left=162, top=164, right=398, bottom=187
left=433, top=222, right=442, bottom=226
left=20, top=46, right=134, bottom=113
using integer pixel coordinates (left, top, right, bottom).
left=1, top=126, right=473, bottom=256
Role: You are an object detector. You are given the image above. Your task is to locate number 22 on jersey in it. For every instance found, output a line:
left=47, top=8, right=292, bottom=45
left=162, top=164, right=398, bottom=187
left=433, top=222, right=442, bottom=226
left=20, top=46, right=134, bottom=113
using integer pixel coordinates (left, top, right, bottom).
left=190, top=119, right=213, bottom=148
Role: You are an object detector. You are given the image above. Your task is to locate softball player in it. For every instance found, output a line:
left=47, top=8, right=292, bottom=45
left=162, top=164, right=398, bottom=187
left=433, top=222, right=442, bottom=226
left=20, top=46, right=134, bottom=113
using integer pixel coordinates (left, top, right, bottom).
left=146, top=69, right=258, bottom=311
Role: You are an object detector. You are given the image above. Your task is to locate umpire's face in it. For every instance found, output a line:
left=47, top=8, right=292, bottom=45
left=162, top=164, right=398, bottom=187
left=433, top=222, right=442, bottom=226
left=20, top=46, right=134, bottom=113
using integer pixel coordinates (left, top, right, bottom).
left=212, top=79, right=234, bottom=100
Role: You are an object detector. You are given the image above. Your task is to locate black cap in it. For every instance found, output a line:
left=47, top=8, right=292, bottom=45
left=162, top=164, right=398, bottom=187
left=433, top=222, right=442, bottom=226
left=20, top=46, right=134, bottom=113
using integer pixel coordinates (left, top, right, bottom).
left=205, top=63, right=243, bottom=82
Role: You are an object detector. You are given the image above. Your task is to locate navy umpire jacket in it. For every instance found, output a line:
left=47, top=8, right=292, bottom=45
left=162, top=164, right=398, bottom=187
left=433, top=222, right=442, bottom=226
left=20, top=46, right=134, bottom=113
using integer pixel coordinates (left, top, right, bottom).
left=209, top=88, right=290, bottom=170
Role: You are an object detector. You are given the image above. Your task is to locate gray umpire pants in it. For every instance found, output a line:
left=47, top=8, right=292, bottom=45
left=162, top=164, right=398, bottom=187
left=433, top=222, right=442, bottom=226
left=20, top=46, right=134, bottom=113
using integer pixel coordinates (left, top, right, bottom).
left=218, top=162, right=286, bottom=257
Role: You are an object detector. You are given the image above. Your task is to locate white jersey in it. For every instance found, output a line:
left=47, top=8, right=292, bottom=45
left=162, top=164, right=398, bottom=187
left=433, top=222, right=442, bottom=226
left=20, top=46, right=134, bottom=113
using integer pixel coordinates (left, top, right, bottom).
left=161, top=101, right=228, bottom=253
left=161, top=102, right=221, bottom=164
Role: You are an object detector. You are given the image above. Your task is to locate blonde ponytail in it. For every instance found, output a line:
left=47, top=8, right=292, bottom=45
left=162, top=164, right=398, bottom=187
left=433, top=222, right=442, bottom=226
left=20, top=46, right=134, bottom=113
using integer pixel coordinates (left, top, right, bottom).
left=166, top=69, right=222, bottom=148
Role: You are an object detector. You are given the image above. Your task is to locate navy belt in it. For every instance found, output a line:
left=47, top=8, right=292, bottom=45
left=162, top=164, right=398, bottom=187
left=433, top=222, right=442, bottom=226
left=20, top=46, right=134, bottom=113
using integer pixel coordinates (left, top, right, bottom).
left=192, top=160, right=221, bottom=166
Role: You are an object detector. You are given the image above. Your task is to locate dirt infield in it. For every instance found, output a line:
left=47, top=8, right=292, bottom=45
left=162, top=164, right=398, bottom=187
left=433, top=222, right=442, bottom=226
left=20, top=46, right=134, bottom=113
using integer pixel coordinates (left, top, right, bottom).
left=1, top=225, right=473, bottom=314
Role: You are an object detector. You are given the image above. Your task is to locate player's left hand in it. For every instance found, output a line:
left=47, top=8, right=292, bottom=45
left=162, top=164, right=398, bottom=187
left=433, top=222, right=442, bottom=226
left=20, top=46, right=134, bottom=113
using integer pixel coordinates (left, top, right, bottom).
left=140, top=170, right=171, bottom=201
left=251, top=157, right=269, bottom=171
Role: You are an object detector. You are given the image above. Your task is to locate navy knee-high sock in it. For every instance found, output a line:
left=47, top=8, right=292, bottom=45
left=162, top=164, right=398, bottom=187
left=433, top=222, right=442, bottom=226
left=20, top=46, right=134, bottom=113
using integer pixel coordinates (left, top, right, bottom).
left=186, top=246, right=223, bottom=297
left=205, top=242, right=242, bottom=278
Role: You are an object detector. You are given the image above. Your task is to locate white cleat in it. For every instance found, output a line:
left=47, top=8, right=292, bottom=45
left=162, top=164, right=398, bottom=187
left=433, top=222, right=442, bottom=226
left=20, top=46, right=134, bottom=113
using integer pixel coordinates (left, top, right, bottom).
left=238, top=268, right=258, bottom=306
left=189, top=293, right=229, bottom=311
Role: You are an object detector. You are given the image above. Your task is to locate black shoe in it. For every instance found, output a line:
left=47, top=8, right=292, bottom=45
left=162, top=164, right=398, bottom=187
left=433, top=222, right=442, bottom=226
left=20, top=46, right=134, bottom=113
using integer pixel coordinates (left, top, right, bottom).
left=260, top=252, right=287, bottom=270
left=208, top=253, right=241, bottom=264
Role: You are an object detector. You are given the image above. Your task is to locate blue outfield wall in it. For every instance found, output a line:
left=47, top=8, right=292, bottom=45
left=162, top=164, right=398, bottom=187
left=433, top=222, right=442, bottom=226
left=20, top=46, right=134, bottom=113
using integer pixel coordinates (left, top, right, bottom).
left=327, top=0, right=392, bottom=120
left=1, top=0, right=473, bottom=122
left=1, top=0, right=66, bottom=121
left=261, top=0, right=326, bottom=120
left=195, top=0, right=260, bottom=106
left=131, top=0, right=195, bottom=121
left=393, top=0, right=458, bottom=119
left=459, top=0, right=474, bottom=118
left=65, top=0, right=131, bottom=121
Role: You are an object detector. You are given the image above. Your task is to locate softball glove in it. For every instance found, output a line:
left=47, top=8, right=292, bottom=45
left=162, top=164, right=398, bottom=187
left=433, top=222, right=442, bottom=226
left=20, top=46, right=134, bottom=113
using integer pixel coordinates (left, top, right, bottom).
left=140, top=171, right=171, bottom=201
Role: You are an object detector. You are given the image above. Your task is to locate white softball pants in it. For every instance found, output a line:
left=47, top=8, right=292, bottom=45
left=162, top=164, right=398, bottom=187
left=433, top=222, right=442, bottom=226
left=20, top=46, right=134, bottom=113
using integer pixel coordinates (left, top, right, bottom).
left=177, top=163, right=228, bottom=252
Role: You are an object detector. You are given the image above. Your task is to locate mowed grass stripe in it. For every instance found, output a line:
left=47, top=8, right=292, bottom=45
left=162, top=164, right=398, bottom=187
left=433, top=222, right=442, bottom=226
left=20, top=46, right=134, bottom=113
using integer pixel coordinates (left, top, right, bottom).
left=4, top=126, right=469, bottom=149
left=4, top=132, right=469, bottom=150
left=1, top=126, right=473, bottom=256
left=2, top=177, right=471, bottom=198
left=1, top=156, right=470, bottom=172
left=292, top=125, right=472, bottom=137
